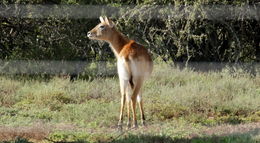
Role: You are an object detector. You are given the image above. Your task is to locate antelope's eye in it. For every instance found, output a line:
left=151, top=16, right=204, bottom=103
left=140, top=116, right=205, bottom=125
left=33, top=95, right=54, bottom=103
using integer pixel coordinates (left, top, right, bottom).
left=99, top=25, right=105, bottom=30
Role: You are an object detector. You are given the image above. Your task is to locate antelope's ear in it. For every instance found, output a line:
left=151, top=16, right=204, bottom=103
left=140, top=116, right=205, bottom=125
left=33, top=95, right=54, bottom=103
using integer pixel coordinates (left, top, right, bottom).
left=104, top=16, right=115, bottom=28
left=99, top=16, right=105, bottom=23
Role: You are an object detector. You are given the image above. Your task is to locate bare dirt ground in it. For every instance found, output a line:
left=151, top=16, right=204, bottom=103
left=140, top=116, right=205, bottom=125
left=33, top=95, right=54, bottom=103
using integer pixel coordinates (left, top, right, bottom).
left=0, top=122, right=77, bottom=141
left=0, top=122, right=259, bottom=142
left=201, top=122, right=260, bottom=136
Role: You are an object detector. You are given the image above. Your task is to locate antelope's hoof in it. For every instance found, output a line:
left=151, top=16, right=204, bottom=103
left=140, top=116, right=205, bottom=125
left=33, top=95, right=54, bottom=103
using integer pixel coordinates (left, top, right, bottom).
left=141, top=121, right=146, bottom=127
left=127, top=122, right=131, bottom=130
left=132, top=123, right=138, bottom=129
left=117, top=125, right=123, bottom=131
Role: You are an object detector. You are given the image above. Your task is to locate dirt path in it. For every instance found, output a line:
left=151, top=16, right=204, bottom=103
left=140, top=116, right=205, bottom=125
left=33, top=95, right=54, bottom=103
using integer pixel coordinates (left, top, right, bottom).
left=201, top=122, right=260, bottom=136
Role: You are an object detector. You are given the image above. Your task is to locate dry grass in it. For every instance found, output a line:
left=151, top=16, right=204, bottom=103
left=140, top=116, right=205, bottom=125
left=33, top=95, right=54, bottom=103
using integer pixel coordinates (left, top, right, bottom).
left=0, top=122, right=259, bottom=142
left=0, top=63, right=259, bottom=142
left=201, top=122, right=260, bottom=136
left=0, top=123, right=50, bottom=141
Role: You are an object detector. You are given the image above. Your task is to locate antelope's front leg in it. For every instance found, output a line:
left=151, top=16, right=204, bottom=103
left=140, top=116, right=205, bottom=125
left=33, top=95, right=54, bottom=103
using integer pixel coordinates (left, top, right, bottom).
left=131, top=79, right=143, bottom=128
left=126, top=85, right=131, bottom=129
left=118, top=93, right=125, bottom=130
left=118, top=79, right=128, bottom=130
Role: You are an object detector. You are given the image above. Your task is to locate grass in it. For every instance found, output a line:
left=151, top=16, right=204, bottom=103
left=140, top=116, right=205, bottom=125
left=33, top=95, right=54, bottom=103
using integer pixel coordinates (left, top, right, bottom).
left=0, top=62, right=259, bottom=142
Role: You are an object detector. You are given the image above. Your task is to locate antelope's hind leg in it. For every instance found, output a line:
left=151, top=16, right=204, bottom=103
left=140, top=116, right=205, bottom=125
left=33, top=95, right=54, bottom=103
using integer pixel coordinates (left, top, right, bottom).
left=137, top=91, right=146, bottom=126
left=131, top=78, right=144, bottom=128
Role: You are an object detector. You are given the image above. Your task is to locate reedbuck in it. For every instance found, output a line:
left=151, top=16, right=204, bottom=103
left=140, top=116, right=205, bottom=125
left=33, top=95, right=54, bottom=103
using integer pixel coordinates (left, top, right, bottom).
left=87, top=16, right=153, bottom=129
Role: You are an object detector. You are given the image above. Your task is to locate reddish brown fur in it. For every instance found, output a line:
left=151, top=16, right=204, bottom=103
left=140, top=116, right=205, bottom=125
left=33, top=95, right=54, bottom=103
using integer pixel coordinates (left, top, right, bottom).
left=120, top=40, right=152, bottom=61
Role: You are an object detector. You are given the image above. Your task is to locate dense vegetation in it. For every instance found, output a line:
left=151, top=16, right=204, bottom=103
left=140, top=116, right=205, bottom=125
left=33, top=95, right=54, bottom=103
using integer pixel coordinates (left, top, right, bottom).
left=0, top=0, right=259, bottom=64
left=0, top=64, right=259, bottom=142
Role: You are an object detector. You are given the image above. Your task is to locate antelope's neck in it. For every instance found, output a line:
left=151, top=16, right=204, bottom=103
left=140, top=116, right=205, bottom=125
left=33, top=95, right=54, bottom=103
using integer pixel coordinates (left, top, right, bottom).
left=107, top=30, right=129, bottom=58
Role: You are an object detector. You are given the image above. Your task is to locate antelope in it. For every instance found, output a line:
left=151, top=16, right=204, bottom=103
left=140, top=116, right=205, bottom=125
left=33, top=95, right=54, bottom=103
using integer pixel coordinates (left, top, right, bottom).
left=87, top=16, right=153, bottom=129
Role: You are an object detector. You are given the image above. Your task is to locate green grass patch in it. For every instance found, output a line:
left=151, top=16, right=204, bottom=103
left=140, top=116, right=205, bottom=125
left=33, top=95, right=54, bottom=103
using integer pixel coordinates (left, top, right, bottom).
left=0, top=63, right=259, bottom=142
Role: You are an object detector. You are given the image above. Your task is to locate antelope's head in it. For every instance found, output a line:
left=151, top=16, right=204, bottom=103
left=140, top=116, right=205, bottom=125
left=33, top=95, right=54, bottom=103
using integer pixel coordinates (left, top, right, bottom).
left=87, top=16, right=115, bottom=41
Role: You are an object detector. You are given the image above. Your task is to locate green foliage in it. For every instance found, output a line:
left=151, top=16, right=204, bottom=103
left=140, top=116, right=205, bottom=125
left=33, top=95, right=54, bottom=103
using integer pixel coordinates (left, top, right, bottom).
left=116, top=4, right=259, bottom=62
left=4, top=137, right=32, bottom=143
left=0, top=0, right=259, bottom=63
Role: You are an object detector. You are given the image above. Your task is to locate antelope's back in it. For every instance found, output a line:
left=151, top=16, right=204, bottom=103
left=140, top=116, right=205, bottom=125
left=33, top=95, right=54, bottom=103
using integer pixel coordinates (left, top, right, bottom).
left=120, top=40, right=153, bottom=79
